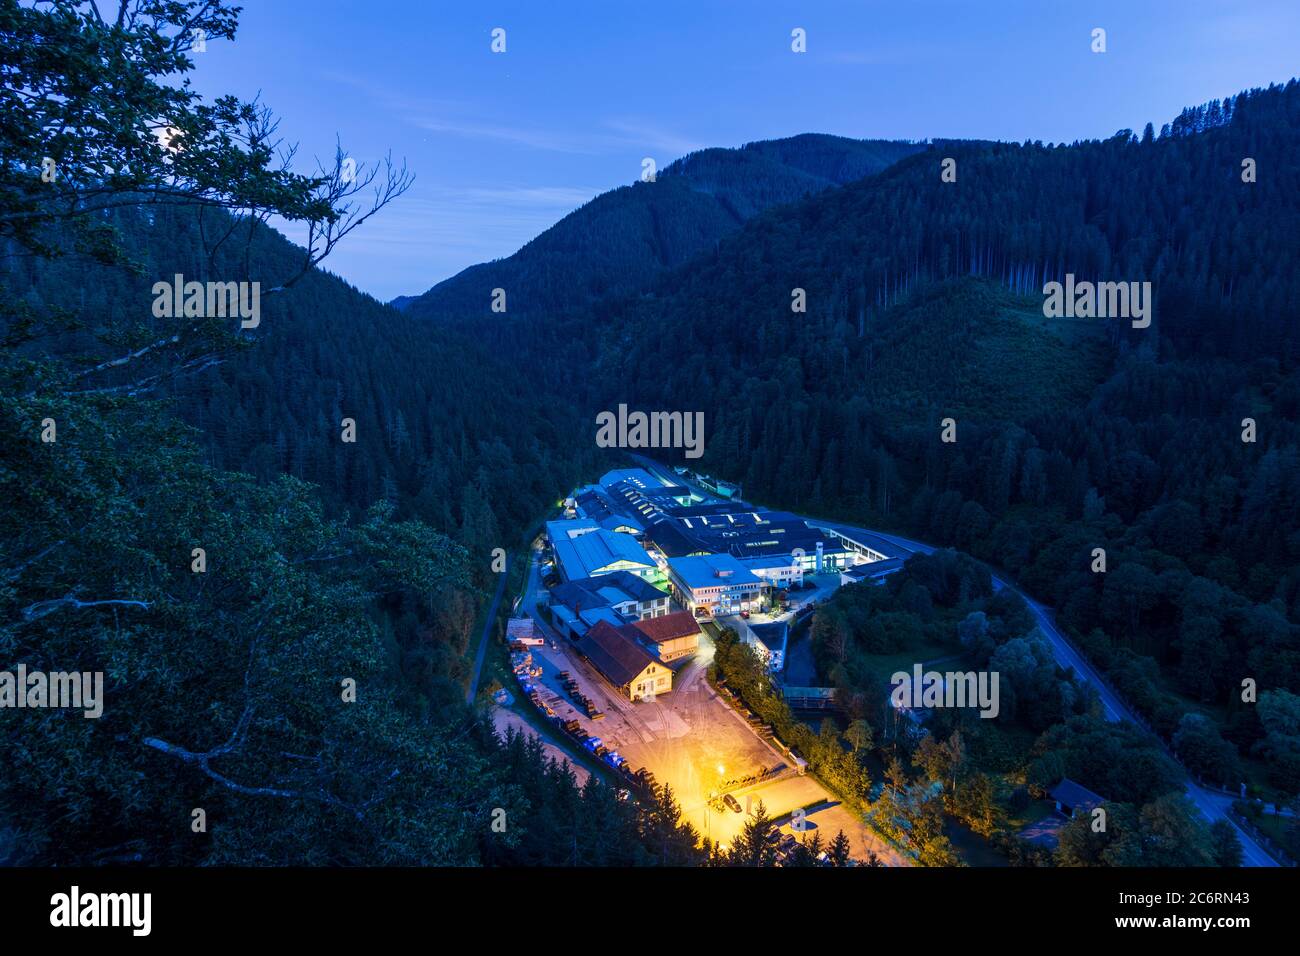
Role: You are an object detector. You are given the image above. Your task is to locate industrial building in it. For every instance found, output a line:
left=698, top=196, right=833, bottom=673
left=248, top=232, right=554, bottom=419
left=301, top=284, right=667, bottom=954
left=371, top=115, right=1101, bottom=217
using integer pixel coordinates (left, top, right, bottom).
left=667, top=553, right=763, bottom=617
left=840, top=558, right=904, bottom=586
left=548, top=572, right=673, bottom=640
left=543, top=467, right=908, bottom=681
left=578, top=620, right=673, bottom=701
left=629, top=610, right=702, bottom=662
left=572, top=487, right=646, bottom=535
left=548, top=521, right=660, bottom=583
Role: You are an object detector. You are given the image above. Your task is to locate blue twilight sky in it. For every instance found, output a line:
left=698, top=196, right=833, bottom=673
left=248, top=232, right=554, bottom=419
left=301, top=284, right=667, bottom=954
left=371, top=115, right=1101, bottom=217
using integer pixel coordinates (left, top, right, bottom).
left=189, top=0, right=1300, bottom=302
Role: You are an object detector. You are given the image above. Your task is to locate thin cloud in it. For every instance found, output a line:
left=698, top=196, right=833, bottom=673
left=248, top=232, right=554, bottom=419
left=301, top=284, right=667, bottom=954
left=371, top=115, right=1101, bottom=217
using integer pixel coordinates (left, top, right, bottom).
left=320, top=70, right=705, bottom=159
left=602, top=119, right=705, bottom=155
left=404, top=116, right=599, bottom=154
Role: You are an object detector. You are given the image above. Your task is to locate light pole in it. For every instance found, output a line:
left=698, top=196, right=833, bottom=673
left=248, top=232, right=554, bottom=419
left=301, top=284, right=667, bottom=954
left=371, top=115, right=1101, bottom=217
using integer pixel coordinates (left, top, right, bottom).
left=707, top=763, right=725, bottom=846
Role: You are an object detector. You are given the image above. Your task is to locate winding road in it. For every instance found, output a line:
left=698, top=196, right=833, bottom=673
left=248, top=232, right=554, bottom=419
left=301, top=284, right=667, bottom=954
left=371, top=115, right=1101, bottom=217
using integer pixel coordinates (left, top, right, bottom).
left=465, top=555, right=511, bottom=704
left=813, top=521, right=1279, bottom=867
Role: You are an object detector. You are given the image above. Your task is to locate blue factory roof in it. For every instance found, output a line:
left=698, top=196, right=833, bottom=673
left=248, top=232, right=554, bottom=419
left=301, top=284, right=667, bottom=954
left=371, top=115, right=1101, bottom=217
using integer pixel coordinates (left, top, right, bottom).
left=553, top=529, right=656, bottom=581
left=598, top=468, right=664, bottom=491
left=547, top=518, right=600, bottom=542
left=667, top=553, right=761, bottom=590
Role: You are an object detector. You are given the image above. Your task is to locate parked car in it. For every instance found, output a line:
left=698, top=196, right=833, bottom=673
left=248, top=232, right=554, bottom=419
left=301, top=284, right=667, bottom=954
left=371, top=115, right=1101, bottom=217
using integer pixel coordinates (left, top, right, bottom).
left=723, top=794, right=742, bottom=813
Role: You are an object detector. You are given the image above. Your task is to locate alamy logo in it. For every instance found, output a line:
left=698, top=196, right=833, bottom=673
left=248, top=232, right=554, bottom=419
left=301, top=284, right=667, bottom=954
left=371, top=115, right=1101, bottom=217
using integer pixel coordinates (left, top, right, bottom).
left=595, top=404, right=704, bottom=459
left=0, top=664, right=103, bottom=718
left=151, top=273, right=261, bottom=329
left=50, top=886, right=151, bottom=936
left=1042, top=273, right=1151, bottom=328
left=890, top=665, right=1000, bottom=719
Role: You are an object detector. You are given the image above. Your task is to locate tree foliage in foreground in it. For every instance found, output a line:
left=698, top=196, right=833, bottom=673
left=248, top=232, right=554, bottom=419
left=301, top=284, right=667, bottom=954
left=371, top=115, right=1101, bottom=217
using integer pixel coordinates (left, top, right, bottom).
left=0, top=0, right=692, bottom=866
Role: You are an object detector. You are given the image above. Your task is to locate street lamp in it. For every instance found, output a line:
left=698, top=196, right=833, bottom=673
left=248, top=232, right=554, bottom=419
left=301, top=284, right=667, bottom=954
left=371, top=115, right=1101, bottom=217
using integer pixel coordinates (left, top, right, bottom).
left=706, top=764, right=726, bottom=844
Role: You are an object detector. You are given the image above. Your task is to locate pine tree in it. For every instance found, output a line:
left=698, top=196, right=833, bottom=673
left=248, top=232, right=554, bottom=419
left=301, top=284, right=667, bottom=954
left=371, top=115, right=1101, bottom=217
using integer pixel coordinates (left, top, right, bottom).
left=827, top=830, right=853, bottom=867
left=730, top=800, right=779, bottom=867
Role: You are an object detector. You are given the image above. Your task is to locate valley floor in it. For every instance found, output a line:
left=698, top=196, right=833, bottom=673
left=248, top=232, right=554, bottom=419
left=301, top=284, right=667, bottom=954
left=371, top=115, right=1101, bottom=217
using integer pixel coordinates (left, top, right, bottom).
left=502, top=546, right=909, bottom=865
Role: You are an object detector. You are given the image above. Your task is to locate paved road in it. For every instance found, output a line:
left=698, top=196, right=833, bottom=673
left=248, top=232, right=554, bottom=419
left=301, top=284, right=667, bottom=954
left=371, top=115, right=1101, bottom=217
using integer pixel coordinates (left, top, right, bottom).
left=813, top=521, right=1278, bottom=867
left=465, top=554, right=512, bottom=704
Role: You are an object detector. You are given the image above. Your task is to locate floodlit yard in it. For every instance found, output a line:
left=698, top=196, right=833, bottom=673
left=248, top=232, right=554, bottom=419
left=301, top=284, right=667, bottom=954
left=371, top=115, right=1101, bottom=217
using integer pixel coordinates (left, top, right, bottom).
left=512, top=535, right=908, bottom=864
left=520, top=614, right=909, bottom=864
left=529, top=633, right=778, bottom=833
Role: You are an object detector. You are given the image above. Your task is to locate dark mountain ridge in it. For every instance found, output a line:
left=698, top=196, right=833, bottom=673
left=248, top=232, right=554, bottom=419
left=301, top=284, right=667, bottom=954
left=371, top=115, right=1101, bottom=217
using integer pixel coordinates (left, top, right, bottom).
left=399, top=133, right=925, bottom=320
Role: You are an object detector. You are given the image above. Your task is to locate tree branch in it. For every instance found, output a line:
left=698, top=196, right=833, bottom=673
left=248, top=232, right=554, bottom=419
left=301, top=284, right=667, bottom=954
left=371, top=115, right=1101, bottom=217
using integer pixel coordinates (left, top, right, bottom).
left=142, top=706, right=392, bottom=822
left=20, top=593, right=152, bottom=623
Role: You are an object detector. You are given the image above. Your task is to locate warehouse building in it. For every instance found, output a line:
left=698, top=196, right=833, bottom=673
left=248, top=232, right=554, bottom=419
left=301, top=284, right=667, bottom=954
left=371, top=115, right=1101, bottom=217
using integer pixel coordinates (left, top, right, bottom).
left=629, top=610, right=702, bottom=662
left=573, top=487, right=646, bottom=536
left=579, top=620, right=673, bottom=701
left=737, top=554, right=804, bottom=590
left=549, top=525, right=659, bottom=584
left=840, top=557, right=904, bottom=586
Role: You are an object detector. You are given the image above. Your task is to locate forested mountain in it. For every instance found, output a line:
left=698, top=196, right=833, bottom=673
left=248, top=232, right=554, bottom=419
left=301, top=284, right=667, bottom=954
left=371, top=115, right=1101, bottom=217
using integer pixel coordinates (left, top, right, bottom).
left=4, top=203, right=598, bottom=576
left=567, top=81, right=1300, bottom=799
left=594, top=82, right=1299, bottom=365
left=400, top=134, right=924, bottom=320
